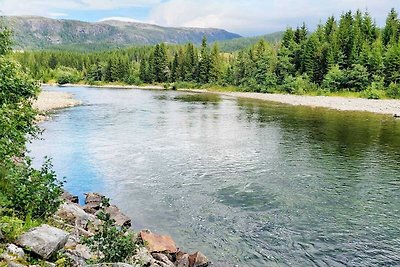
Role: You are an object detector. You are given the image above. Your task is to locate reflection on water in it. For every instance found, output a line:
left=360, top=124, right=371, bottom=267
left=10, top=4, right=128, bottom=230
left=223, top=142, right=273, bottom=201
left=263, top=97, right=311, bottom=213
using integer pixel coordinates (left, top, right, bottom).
left=30, top=86, right=400, bottom=267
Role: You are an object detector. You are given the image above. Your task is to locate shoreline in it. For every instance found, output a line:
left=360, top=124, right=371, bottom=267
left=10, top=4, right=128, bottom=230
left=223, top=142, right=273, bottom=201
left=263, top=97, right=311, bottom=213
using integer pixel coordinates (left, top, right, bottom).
left=213, top=91, right=400, bottom=116
left=43, top=83, right=400, bottom=116
left=34, top=91, right=81, bottom=113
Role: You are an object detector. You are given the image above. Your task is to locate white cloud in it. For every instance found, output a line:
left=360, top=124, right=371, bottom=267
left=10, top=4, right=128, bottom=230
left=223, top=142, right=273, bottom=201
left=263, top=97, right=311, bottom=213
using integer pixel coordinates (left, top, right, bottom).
left=98, top=16, right=143, bottom=23
left=150, top=0, right=400, bottom=35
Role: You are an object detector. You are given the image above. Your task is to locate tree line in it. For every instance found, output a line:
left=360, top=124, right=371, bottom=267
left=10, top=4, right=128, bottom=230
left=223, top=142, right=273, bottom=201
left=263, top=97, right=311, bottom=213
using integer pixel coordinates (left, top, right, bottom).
left=13, top=8, right=400, bottom=98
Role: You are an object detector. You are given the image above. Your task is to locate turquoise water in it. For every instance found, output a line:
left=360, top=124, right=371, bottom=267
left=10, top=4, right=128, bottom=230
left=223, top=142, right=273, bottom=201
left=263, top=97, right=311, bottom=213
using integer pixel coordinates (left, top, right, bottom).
left=30, top=86, right=400, bottom=266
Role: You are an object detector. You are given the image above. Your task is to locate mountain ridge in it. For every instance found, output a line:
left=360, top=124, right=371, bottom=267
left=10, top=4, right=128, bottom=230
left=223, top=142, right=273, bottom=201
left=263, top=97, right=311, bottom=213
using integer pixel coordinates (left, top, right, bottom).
left=2, top=16, right=242, bottom=50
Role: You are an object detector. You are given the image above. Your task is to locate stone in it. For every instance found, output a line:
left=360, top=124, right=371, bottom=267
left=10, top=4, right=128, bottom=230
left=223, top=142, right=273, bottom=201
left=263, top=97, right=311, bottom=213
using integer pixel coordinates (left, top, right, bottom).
left=56, top=202, right=96, bottom=229
left=140, top=230, right=177, bottom=253
left=102, top=205, right=131, bottom=227
left=5, top=261, right=25, bottom=267
left=209, top=263, right=238, bottom=267
left=69, top=244, right=92, bottom=260
left=17, top=224, right=69, bottom=259
left=131, top=247, right=154, bottom=266
left=83, top=202, right=101, bottom=215
left=87, top=264, right=139, bottom=267
left=188, top=252, right=209, bottom=267
left=6, top=244, right=25, bottom=258
left=61, top=191, right=79, bottom=204
left=83, top=193, right=106, bottom=214
left=151, top=253, right=174, bottom=266
left=85, top=193, right=105, bottom=205
left=65, top=251, right=86, bottom=267
left=175, top=252, right=190, bottom=267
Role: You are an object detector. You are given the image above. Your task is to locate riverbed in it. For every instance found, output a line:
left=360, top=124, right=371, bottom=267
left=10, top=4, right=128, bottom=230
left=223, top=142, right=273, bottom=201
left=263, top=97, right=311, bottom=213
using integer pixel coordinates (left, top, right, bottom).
left=30, top=86, right=400, bottom=267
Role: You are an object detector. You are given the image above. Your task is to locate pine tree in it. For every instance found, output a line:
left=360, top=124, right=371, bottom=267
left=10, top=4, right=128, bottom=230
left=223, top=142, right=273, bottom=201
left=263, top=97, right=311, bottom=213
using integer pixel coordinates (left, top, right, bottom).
left=383, top=8, right=400, bottom=46
left=209, top=44, right=222, bottom=84
left=197, top=36, right=210, bottom=84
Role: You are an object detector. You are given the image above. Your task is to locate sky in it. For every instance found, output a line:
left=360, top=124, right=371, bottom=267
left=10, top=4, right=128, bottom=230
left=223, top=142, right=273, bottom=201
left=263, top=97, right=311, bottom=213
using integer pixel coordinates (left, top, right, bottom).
left=0, top=0, right=399, bottom=36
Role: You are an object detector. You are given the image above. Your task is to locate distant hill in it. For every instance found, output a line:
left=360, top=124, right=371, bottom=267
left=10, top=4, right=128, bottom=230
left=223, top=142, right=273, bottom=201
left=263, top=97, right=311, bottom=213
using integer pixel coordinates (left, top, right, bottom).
left=214, top=32, right=284, bottom=52
left=3, top=16, right=241, bottom=50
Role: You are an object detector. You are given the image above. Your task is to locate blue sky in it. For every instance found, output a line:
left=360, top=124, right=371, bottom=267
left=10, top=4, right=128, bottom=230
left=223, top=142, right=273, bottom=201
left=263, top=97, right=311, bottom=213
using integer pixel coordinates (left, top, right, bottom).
left=0, top=0, right=399, bottom=36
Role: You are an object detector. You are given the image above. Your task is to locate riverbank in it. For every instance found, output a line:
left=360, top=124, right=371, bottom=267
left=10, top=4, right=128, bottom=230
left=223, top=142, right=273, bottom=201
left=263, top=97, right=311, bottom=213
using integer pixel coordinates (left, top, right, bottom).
left=1, top=192, right=212, bottom=267
left=34, top=90, right=81, bottom=112
left=209, top=91, right=400, bottom=116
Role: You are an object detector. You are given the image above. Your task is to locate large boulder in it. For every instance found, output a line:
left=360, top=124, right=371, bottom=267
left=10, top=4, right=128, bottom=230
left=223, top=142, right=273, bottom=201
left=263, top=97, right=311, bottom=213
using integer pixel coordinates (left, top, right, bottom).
left=61, top=190, right=79, bottom=204
left=87, top=264, right=140, bottom=267
left=6, top=244, right=25, bottom=259
left=151, top=253, right=175, bottom=267
left=188, top=252, right=209, bottom=267
left=175, top=252, right=190, bottom=267
left=17, top=225, right=69, bottom=259
left=140, top=230, right=177, bottom=253
left=101, top=205, right=131, bottom=227
left=83, top=193, right=106, bottom=214
left=56, top=202, right=96, bottom=229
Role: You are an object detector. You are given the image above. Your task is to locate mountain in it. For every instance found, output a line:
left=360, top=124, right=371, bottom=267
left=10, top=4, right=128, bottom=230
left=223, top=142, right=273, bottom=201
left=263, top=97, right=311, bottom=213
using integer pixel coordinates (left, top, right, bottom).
left=3, top=16, right=241, bottom=50
left=214, top=32, right=284, bottom=52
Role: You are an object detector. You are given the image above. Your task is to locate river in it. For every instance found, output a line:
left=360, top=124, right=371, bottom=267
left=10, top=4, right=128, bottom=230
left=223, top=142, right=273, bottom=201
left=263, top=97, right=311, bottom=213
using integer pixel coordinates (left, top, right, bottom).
left=29, top=86, right=400, bottom=267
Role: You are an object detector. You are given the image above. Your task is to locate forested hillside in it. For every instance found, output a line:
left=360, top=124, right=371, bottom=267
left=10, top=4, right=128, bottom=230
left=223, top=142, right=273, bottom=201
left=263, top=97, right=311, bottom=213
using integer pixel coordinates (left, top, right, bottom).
left=3, top=16, right=241, bottom=50
left=13, top=9, right=400, bottom=99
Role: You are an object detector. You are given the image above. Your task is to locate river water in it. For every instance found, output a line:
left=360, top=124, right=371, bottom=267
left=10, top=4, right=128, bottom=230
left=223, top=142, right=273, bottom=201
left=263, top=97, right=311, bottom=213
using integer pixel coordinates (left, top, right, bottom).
left=30, top=86, right=400, bottom=267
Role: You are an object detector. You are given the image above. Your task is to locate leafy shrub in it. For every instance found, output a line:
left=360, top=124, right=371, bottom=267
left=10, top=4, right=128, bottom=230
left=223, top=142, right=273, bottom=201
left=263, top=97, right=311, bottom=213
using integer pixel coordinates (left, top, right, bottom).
left=362, top=76, right=386, bottom=99
left=84, top=199, right=139, bottom=263
left=345, top=64, right=370, bottom=92
left=0, top=215, right=42, bottom=242
left=387, top=82, right=400, bottom=99
left=322, top=65, right=346, bottom=92
left=281, top=75, right=314, bottom=95
left=56, top=67, right=81, bottom=85
left=0, top=158, right=64, bottom=219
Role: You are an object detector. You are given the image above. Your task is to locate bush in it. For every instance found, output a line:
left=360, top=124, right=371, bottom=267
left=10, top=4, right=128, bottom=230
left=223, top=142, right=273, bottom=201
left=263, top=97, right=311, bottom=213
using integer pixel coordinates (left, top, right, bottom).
left=0, top=158, right=64, bottom=219
left=84, top=199, right=139, bottom=263
left=362, top=76, right=386, bottom=99
left=322, top=65, right=346, bottom=92
left=345, top=64, right=370, bottom=92
left=55, top=67, right=81, bottom=85
left=281, top=75, right=314, bottom=95
left=387, top=82, right=400, bottom=99
left=0, top=214, right=42, bottom=242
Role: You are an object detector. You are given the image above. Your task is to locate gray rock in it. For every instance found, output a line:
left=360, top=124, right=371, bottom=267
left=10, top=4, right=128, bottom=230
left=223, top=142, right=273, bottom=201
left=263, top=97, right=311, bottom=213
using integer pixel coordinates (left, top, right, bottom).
left=83, top=202, right=101, bottom=215
left=131, top=247, right=154, bottom=266
left=151, top=253, right=174, bottom=267
left=86, top=264, right=140, bottom=267
left=189, top=252, right=209, bottom=267
left=17, top=224, right=69, bottom=259
left=61, top=191, right=79, bottom=204
left=65, top=250, right=87, bottom=267
left=175, top=252, right=190, bottom=267
left=102, top=205, right=131, bottom=227
left=210, top=263, right=238, bottom=267
left=5, top=261, right=26, bottom=267
left=6, top=244, right=25, bottom=258
left=56, top=202, right=96, bottom=229
left=85, top=193, right=105, bottom=205
left=68, top=244, right=92, bottom=260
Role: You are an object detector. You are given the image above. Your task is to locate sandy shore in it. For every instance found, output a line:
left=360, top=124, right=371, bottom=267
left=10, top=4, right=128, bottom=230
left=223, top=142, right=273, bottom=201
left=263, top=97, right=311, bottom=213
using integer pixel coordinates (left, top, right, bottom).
left=34, top=91, right=80, bottom=123
left=188, top=90, right=400, bottom=116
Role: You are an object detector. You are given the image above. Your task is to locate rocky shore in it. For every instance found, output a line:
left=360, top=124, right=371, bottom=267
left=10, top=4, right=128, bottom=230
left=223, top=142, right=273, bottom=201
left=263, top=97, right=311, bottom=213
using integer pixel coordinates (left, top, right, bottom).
left=212, top=91, right=400, bottom=116
left=33, top=90, right=81, bottom=122
left=0, top=192, right=216, bottom=267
